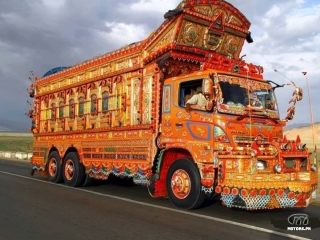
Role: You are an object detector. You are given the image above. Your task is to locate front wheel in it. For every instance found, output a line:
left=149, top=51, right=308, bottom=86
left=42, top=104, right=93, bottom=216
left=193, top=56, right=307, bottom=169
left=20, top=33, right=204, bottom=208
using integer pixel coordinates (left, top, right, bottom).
left=166, top=158, right=205, bottom=210
left=62, top=152, right=85, bottom=187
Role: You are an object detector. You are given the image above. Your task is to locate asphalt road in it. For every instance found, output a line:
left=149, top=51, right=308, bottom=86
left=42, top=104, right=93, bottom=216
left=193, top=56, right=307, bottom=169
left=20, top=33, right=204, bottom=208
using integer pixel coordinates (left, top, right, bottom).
left=0, top=158, right=319, bottom=240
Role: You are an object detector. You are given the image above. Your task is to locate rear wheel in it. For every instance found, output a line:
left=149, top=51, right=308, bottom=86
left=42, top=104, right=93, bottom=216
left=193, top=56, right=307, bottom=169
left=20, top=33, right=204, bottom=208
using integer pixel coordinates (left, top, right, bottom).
left=82, top=173, right=94, bottom=187
left=166, top=158, right=205, bottom=210
left=63, top=152, right=85, bottom=187
left=47, top=151, right=63, bottom=183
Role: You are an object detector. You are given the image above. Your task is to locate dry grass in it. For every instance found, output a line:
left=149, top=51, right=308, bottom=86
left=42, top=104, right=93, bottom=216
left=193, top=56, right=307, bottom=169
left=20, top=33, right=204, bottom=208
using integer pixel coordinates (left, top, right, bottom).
left=284, top=123, right=320, bottom=141
left=0, top=132, right=33, bottom=152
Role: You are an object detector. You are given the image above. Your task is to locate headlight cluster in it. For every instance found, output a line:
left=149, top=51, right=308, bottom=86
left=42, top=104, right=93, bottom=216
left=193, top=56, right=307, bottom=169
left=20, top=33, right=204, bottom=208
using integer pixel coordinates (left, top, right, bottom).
left=256, top=161, right=317, bottom=173
left=274, top=164, right=282, bottom=173
left=256, top=160, right=268, bottom=170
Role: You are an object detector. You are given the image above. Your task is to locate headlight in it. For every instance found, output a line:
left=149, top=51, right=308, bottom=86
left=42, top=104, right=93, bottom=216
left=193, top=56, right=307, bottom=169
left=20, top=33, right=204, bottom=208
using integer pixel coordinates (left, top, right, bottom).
left=274, top=164, right=282, bottom=173
left=257, top=160, right=268, bottom=170
left=311, top=164, right=317, bottom=172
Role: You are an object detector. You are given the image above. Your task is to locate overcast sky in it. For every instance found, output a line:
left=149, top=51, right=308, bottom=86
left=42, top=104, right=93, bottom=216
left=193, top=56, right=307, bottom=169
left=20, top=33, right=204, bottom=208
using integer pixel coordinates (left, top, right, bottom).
left=0, top=0, right=319, bottom=131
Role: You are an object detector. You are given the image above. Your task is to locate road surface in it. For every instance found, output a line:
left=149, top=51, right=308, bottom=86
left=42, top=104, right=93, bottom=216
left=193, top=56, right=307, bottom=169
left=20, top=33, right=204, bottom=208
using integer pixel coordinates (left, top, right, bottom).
left=0, top=158, right=319, bottom=240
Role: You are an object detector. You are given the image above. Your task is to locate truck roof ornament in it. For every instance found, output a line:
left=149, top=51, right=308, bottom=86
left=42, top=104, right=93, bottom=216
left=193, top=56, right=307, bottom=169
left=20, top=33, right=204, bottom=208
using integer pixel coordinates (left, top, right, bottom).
left=164, top=8, right=184, bottom=19
left=246, top=31, right=254, bottom=43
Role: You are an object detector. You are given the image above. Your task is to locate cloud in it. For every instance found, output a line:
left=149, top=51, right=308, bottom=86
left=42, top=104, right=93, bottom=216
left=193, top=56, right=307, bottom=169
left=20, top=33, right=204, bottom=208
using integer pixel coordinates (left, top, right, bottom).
left=100, top=22, right=147, bottom=46
left=0, top=0, right=319, bottom=131
left=238, top=0, right=320, bottom=124
left=130, top=0, right=176, bottom=12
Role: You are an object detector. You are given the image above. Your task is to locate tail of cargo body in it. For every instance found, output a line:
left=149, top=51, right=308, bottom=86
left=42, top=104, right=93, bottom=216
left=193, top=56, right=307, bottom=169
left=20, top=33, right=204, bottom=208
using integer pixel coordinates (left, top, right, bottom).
left=28, top=0, right=318, bottom=210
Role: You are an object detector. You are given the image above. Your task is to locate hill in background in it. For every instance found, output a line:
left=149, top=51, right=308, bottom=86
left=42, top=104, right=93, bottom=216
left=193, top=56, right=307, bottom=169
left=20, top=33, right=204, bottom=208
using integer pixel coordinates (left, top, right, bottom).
left=284, top=122, right=320, bottom=141
left=284, top=123, right=311, bottom=130
left=0, top=119, right=30, bottom=132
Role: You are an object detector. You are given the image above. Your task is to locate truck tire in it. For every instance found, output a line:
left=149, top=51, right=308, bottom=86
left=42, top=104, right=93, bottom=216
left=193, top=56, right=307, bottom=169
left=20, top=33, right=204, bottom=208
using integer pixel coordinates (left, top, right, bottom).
left=47, top=151, right=63, bottom=183
left=166, top=158, right=205, bottom=210
left=62, top=152, right=85, bottom=187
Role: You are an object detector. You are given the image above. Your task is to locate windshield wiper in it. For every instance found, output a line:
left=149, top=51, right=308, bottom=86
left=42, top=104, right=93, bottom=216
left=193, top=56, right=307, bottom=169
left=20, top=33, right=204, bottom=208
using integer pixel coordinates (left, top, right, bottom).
left=236, top=111, right=249, bottom=121
left=260, top=112, right=279, bottom=124
left=237, top=109, right=279, bottom=124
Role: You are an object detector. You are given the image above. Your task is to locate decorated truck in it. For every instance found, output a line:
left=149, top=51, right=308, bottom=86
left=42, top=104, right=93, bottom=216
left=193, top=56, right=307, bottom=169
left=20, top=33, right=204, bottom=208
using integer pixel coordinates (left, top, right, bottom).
left=28, top=0, right=318, bottom=210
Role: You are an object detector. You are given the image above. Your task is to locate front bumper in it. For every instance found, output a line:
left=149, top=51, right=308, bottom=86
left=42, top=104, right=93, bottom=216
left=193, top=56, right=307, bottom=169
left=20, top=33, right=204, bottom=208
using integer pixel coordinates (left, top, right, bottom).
left=215, top=171, right=318, bottom=209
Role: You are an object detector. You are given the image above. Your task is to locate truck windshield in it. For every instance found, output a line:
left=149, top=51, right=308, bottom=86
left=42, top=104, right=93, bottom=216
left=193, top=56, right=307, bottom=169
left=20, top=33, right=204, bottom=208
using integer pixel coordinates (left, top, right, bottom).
left=216, top=77, right=279, bottom=118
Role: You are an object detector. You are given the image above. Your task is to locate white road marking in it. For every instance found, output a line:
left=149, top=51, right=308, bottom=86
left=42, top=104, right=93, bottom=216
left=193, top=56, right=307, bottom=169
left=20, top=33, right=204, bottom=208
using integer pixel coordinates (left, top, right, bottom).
left=0, top=170, right=313, bottom=240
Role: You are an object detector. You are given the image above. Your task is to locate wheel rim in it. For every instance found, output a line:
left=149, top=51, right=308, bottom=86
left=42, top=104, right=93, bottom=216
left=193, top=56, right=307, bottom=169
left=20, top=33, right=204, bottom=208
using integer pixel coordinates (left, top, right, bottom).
left=171, top=169, right=191, bottom=199
left=64, top=159, right=74, bottom=180
left=48, top=158, right=57, bottom=177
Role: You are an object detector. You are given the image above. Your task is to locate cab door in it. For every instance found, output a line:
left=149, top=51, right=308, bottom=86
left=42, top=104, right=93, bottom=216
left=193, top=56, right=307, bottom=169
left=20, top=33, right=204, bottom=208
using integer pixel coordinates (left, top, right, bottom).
left=161, top=76, right=212, bottom=144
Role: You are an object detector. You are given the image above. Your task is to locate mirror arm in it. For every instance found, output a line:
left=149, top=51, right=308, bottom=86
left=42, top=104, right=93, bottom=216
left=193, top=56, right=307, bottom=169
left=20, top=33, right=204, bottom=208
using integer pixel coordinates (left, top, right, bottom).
left=266, top=80, right=285, bottom=88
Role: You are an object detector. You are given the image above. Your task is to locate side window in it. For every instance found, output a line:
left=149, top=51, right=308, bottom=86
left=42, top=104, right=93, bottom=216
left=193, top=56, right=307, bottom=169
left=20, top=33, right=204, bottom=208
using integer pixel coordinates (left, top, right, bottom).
left=90, top=94, right=97, bottom=113
left=59, top=102, right=64, bottom=118
left=178, top=79, right=203, bottom=107
left=102, top=91, right=109, bottom=111
left=78, top=97, right=85, bottom=115
left=69, top=99, right=75, bottom=116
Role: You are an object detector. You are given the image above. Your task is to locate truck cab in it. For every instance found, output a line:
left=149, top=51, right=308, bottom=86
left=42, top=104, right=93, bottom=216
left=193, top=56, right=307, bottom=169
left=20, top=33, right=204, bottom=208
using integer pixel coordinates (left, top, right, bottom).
left=156, top=70, right=317, bottom=209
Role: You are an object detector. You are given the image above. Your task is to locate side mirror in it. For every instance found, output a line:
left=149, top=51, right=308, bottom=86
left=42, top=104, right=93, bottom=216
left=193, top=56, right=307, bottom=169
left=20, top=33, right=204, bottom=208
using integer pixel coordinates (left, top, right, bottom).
left=202, top=78, right=213, bottom=98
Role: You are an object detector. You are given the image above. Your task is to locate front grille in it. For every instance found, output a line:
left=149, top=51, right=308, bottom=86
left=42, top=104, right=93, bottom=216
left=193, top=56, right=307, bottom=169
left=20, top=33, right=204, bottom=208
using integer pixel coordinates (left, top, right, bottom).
left=284, top=158, right=307, bottom=171
left=285, top=159, right=295, bottom=169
